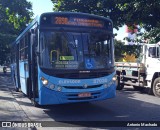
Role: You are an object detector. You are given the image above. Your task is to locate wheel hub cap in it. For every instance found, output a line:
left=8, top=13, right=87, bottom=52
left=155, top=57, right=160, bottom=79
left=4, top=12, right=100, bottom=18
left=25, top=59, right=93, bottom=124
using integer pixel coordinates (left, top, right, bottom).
left=155, top=83, right=160, bottom=94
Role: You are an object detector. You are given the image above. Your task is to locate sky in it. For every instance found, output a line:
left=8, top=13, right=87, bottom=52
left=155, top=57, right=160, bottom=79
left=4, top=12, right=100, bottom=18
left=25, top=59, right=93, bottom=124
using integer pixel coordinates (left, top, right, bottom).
left=27, top=0, right=125, bottom=41
left=27, top=0, right=53, bottom=16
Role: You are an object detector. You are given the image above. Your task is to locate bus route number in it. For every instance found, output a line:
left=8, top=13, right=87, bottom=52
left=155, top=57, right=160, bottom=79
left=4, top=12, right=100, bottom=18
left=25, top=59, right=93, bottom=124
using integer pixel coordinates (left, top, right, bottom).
left=55, top=17, right=68, bottom=24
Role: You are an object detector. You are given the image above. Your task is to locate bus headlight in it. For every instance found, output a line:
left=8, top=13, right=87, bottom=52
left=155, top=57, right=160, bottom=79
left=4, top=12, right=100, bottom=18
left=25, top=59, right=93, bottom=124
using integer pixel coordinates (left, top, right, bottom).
left=41, top=77, right=48, bottom=85
left=112, top=75, right=117, bottom=81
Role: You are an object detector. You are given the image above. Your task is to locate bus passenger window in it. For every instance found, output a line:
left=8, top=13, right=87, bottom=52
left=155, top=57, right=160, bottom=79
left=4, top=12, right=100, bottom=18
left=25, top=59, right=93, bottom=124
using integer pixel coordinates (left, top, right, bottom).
left=21, top=52, right=25, bottom=60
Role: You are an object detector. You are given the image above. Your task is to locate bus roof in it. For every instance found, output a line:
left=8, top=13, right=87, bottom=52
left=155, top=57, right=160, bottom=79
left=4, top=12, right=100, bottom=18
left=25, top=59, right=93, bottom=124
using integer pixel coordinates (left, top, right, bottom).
left=40, top=12, right=112, bottom=22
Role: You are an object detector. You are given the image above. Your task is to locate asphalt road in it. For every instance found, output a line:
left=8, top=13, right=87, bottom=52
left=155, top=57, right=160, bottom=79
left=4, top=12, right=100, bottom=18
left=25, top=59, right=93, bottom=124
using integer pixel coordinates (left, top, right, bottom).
left=0, top=72, right=160, bottom=130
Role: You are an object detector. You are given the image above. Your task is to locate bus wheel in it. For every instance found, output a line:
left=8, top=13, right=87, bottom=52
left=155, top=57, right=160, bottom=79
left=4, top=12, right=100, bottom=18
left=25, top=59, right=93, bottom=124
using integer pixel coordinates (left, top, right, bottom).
left=153, top=77, right=160, bottom=98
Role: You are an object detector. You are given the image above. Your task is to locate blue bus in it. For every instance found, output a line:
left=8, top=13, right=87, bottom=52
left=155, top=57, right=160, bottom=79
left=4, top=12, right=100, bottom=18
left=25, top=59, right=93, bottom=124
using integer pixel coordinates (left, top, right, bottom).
left=11, top=12, right=116, bottom=106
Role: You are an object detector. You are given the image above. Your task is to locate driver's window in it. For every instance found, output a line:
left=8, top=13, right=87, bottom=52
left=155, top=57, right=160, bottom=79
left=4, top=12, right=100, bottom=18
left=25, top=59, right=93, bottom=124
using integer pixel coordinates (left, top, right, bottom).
left=148, top=47, right=159, bottom=58
left=40, top=33, right=45, bottom=53
left=149, top=47, right=155, bottom=58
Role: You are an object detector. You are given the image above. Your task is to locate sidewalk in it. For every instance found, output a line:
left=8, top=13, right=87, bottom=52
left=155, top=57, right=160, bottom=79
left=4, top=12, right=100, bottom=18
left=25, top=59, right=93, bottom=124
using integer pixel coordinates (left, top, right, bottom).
left=0, top=73, right=70, bottom=130
left=0, top=73, right=30, bottom=122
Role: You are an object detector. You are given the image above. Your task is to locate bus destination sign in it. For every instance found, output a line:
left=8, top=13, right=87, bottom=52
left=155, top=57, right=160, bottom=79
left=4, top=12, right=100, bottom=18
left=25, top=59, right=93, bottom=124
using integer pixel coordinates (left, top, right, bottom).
left=53, top=16, right=104, bottom=28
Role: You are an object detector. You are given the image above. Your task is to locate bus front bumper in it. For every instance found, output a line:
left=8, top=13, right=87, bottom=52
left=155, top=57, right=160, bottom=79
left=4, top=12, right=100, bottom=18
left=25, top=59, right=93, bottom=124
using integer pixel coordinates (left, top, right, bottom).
left=38, top=84, right=116, bottom=105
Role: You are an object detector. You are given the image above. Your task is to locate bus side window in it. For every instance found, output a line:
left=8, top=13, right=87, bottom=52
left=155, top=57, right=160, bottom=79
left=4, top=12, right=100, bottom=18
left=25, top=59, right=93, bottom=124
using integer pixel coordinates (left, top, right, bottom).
left=20, top=39, right=25, bottom=61
left=24, top=34, right=28, bottom=60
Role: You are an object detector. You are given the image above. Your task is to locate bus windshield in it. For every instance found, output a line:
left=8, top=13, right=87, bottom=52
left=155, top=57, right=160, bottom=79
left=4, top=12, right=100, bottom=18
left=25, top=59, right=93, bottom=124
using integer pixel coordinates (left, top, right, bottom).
left=39, top=30, right=114, bottom=70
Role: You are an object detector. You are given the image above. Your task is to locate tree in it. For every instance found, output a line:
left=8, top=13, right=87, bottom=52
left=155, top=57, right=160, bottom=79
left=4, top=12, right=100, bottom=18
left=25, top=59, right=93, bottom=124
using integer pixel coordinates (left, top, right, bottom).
left=51, top=0, right=123, bottom=28
left=0, top=0, right=33, bottom=65
left=51, top=0, right=160, bottom=43
left=116, top=0, right=160, bottom=43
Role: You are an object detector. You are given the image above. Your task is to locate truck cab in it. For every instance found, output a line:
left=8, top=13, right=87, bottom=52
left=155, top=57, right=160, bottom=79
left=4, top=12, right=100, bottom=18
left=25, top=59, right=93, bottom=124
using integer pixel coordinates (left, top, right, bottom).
left=115, top=43, right=160, bottom=98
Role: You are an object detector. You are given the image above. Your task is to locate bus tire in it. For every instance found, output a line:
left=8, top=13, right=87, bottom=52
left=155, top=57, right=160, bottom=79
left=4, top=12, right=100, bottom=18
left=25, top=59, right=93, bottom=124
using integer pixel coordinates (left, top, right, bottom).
left=153, top=77, right=160, bottom=98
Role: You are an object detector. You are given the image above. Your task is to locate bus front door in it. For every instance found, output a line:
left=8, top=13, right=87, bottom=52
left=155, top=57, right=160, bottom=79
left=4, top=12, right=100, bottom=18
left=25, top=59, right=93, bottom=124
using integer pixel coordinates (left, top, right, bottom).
left=19, top=60, right=29, bottom=95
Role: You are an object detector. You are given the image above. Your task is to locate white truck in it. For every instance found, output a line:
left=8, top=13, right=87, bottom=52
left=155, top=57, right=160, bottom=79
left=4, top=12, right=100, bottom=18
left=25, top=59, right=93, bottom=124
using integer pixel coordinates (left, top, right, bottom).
left=115, top=43, right=160, bottom=97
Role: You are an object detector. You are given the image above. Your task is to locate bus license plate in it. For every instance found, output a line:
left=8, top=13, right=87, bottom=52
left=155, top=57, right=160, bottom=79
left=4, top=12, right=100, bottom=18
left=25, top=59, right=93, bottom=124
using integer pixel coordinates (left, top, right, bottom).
left=78, top=92, right=91, bottom=97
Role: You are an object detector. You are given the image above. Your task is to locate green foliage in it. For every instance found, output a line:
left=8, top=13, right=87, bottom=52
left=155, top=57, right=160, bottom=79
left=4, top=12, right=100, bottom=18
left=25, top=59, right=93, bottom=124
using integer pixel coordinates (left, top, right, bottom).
left=51, top=0, right=160, bottom=43
left=114, top=39, right=141, bottom=62
left=51, top=0, right=122, bottom=28
left=0, top=0, right=33, bottom=65
left=114, top=39, right=125, bottom=61
left=116, top=0, right=160, bottom=43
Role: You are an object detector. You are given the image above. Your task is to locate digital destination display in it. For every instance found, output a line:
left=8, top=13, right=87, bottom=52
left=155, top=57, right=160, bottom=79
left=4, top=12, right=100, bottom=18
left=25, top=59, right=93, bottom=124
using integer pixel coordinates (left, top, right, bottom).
left=53, top=16, right=105, bottom=28
left=40, top=13, right=112, bottom=31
